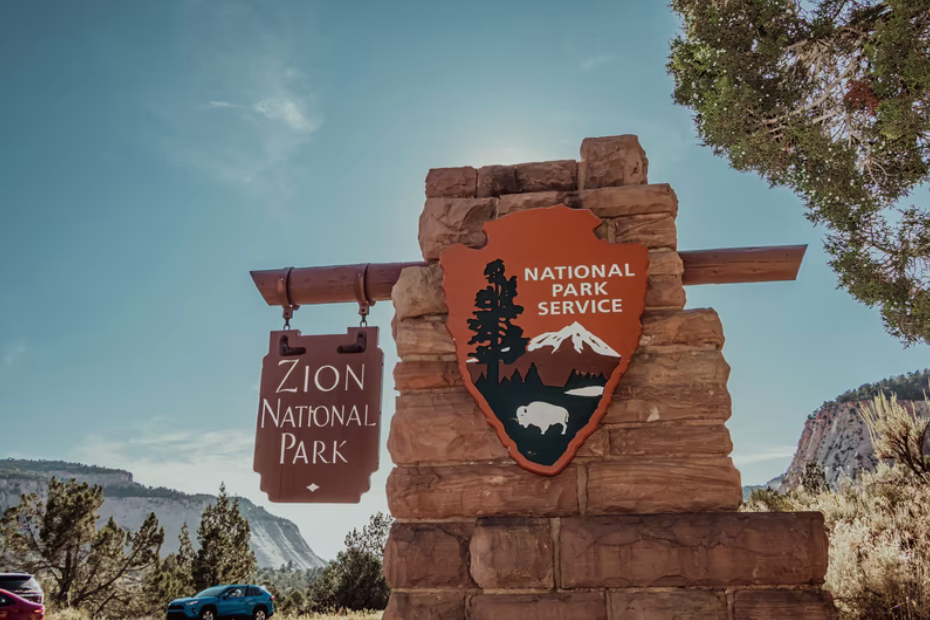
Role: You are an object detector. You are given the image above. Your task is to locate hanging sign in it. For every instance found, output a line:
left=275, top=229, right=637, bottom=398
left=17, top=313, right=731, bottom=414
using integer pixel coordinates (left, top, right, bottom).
left=440, top=205, right=649, bottom=476
left=253, top=327, right=383, bottom=502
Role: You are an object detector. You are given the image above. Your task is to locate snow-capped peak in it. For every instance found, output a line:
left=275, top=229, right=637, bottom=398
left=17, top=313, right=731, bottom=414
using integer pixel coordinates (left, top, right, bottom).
left=527, top=321, right=620, bottom=357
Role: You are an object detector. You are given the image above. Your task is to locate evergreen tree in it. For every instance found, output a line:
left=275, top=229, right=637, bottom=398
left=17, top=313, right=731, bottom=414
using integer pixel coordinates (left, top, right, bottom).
left=306, top=513, right=392, bottom=613
left=344, top=512, right=393, bottom=560
left=305, top=548, right=389, bottom=613
left=668, top=0, right=930, bottom=345
left=174, top=521, right=194, bottom=594
left=280, top=588, right=306, bottom=615
left=801, top=462, right=829, bottom=494
left=138, top=521, right=197, bottom=614
left=191, top=484, right=257, bottom=592
left=0, top=505, right=17, bottom=567
left=139, top=554, right=185, bottom=616
left=5, top=477, right=163, bottom=613
left=468, top=259, right=529, bottom=384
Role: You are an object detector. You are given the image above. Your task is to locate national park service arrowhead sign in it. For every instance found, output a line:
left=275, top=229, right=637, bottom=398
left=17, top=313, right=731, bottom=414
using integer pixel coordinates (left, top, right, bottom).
left=441, top=206, right=649, bottom=476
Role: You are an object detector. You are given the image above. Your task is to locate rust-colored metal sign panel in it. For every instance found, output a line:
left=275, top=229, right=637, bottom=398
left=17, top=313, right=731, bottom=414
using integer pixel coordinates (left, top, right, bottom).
left=253, top=327, right=383, bottom=502
left=441, top=206, right=649, bottom=476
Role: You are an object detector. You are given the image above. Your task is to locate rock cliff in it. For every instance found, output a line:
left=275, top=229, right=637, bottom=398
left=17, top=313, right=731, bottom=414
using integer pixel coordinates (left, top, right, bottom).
left=777, top=400, right=928, bottom=492
left=0, top=459, right=325, bottom=569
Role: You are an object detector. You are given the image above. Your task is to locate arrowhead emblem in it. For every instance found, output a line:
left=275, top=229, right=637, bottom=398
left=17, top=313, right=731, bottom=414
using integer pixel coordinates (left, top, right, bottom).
left=440, top=206, right=649, bottom=476
left=307, top=484, right=320, bottom=492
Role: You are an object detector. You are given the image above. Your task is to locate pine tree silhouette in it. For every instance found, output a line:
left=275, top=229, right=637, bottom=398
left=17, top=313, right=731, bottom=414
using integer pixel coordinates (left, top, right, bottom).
left=468, top=259, right=529, bottom=385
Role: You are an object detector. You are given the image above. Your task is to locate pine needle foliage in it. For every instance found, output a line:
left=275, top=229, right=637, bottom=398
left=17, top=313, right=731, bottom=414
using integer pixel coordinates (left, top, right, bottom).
left=669, top=0, right=930, bottom=345
left=190, top=483, right=257, bottom=592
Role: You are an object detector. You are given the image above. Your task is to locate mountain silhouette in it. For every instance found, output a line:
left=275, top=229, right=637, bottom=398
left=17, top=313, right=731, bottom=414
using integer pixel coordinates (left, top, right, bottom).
left=527, top=321, right=620, bottom=357
left=467, top=321, right=621, bottom=386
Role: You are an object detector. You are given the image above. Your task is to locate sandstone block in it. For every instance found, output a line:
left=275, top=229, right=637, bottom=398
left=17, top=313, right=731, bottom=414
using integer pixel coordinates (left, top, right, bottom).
left=613, top=213, right=677, bottom=249
left=582, top=184, right=677, bottom=217
left=384, top=591, right=466, bottom=620
left=419, top=197, right=497, bottom=261
left=606, top=380, right=731, bottom=424
left=387, top=463, right=579, bottom=519
left=426, top=167, right=477, bottom=198
left=608, top=424, right=733, bottom=457
left=388, top=392, right=506, bottom=464
left=383, top=522, right=474, bottom=588
left=496, top=184, right=677, bottom=217
left=577, top=426, right=609, bottom=457
left=585, top=458, right=742, bottom=514
left=470, top=518, right=554, bottom=588
left=560, top=512, right=829, bottom=588
left=477, top=165, right=518, bottom=198
left=394, top=360, right=462, bottom=390
left=624, top=349, right=730, bottom=385
left=640, top=308, right=724, bottom=349
left=468, top=593, right=607, bottom=620
left=647, top=251, right=683, bottom=277
left=394, top=316, right=454, bottom=358
left=579, top=135, right=648, bottom=188
left=733, top=588, right=837, bottom=619
left=514, top=160, right=578, bottom=193
left=646, top=276, right=685, bottom=308
left=497, top=190, right=576, bottom=215
left=609, top=590, right=728, bottom=620
left=392, top=264, right=447, bottom=320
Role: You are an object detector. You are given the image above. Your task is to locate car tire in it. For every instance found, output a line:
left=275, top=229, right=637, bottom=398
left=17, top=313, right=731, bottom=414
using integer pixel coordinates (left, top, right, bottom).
left=199, top=608, right=216, bottom=620
left=253, top=608, right=267, bottom=620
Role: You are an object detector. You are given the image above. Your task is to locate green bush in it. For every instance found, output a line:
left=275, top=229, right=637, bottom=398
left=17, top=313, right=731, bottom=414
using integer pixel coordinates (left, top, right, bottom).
left=305, top=548, right=389, bottom=614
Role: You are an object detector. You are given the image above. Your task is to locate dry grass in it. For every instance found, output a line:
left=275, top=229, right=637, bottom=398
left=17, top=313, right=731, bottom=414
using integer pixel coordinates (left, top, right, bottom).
left=47, top=613, right=382, bottom=620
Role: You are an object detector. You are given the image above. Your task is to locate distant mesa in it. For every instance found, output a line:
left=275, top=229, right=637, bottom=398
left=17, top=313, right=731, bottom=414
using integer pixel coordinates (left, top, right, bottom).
left=0, top=458, right=326, bottom=568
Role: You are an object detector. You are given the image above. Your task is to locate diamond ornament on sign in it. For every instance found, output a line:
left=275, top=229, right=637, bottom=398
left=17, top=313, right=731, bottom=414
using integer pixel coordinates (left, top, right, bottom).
left=440, top=206, right=649, bottom=476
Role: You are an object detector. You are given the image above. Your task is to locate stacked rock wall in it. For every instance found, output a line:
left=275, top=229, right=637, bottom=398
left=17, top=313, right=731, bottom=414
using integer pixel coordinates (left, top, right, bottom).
left=384, top=135, right=836, bottom=619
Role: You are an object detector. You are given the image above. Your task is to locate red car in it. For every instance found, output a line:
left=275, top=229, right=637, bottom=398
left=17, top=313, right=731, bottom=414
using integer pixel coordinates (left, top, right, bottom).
left=0, top=590, right=44, bottom=619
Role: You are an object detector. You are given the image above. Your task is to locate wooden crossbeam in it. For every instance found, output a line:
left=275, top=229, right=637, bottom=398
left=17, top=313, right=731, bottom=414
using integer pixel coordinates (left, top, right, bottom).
left=680, top=245, right=807, bottom=285
left=250, top=245, right=807, bottom=308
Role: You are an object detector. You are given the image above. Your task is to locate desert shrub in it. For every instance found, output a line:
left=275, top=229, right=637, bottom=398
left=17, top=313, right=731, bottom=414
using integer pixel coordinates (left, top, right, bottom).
left=745, top=388, right=930, bottom=619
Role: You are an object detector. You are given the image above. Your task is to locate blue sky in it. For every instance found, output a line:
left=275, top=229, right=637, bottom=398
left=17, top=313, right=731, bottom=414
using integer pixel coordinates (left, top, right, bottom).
left=1, top=0, right=927, bottom=560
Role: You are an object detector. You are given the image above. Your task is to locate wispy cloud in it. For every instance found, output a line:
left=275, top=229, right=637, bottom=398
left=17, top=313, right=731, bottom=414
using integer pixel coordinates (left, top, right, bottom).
left=732, top=446, right=797, bottom=466
left=148, top=1, right=322, bottom=198
left=70, top=420, right=259, bottom=499
left=580, top=54, right=618, bottom=72
left=252, top=98, right=319, bottom=133
left=2, top=343, right=27, bottom=369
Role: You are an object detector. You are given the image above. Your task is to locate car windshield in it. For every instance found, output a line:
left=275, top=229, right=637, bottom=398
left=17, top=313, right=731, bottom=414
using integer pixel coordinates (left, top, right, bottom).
left=194, top=586, right=226, bottom=598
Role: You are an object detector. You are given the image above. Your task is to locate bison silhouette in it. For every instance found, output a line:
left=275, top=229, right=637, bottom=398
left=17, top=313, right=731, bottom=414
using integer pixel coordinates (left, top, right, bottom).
left=516, top=401, right=569, bottom=435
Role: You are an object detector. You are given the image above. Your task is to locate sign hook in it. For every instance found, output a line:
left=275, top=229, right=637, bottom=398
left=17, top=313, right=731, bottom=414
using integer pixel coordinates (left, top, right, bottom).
left=354, top=264, right=373, bottom=327
left=276, top=267, right=300, bottom=330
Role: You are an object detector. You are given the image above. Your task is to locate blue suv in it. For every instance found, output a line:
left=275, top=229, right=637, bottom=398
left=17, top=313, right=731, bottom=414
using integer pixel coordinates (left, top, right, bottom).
left=166, top=585, right=274, bottom=620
